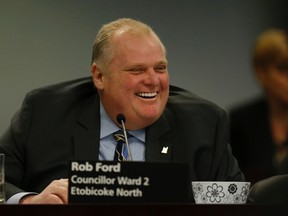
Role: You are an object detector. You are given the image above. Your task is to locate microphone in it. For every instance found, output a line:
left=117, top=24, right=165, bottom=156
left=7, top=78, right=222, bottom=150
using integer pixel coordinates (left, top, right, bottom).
left=116, top=113, right=133, bottom=161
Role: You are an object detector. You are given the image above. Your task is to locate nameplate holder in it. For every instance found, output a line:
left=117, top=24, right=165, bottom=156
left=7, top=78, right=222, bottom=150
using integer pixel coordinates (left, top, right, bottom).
left=68, top=161, right=189, bottom=203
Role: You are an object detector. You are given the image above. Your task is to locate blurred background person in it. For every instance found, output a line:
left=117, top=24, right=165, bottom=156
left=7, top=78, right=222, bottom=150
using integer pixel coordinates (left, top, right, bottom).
left=229, top=28, right=288, bottom=184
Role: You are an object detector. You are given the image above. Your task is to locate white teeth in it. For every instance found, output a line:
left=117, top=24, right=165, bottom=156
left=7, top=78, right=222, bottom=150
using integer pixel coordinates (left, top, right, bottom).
left=137, top=92, right=157, bottom=98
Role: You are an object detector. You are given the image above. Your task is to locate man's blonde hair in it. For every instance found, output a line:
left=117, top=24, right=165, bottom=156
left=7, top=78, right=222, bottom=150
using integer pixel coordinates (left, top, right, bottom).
left=91, top=18, right=166, bottom=71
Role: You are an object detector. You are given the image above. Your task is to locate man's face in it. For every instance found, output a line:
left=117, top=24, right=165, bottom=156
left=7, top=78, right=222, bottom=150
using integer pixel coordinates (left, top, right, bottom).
left=92, top=33, right=169, bottom=130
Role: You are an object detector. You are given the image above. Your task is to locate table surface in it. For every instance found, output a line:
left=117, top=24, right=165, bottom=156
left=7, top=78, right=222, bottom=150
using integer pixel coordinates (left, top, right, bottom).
left=0, top=203, right=286, bottom=216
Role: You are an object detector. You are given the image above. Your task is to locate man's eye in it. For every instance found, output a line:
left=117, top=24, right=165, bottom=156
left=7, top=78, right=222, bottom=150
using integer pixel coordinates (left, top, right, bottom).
left=155, top=65, right=167, bottom=72
left=129, top=68, right=144, bottom=73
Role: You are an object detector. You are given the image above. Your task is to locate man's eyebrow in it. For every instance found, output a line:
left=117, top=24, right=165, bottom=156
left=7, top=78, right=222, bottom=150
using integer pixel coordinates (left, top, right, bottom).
left=123, top=60, right=168, bottom=69
left=156, top=60, right=168, bottom=65
left=124, top=64, right=145, bottom=68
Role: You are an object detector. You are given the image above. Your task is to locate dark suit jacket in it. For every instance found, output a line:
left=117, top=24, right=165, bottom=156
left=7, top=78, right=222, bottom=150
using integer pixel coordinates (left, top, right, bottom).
left=248, top=174, right=288, bottom=205
left=0, top=77, right=244, bottom=201
left=229, top=97, right=288, bottom=184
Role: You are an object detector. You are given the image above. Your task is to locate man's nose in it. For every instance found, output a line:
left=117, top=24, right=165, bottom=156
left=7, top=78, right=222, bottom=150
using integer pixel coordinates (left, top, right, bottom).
left=144, top=69, right=160, bottom=85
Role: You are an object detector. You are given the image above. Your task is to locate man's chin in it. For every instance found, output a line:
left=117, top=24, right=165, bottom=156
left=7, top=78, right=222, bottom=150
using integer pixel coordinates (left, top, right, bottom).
left=126, top=114, right=160, bottom=130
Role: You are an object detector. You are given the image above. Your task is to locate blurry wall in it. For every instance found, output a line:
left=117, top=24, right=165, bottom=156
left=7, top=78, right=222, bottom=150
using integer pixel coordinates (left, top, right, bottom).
left=0, top=0, right=287, bottom=134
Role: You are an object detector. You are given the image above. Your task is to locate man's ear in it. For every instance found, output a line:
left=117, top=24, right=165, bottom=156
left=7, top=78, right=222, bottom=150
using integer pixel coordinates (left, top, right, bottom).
left=91, top=63, right=104, bottom=90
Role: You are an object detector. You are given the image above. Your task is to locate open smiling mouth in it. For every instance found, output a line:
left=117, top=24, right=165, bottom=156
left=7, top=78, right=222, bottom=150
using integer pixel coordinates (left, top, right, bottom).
left=136, top=92, right=158, bottom=99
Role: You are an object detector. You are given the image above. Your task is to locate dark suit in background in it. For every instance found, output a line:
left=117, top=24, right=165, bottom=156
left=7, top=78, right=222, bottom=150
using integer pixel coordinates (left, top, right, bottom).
left=0, top=77, right=244, bottom=201
left=248, top=174, right=288, bottom=205
left=228, top=29, right=288, bottom=186
left=229, top=97, right=288, bottom=184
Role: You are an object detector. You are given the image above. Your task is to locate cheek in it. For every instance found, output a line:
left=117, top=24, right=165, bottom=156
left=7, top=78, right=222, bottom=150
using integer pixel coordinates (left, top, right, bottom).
left=266, top=77, right=288, bottom=98
left=276, top=80, right=288, bottom=95
left=271, top=75, right=288, bottom=88
left=263, top=73, right=281, bottom=88
left=160, top=74, right=170, bottom=90
left=122, top=77, right=138, bottom=91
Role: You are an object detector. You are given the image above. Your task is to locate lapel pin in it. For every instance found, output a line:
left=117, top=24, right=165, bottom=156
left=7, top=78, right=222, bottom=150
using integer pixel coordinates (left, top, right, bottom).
left=161, top=146, right=168, bottom=154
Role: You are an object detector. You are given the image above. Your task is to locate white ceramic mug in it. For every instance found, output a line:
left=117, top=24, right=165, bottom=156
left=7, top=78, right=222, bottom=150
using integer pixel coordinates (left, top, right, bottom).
left=192, top=181, right=251, bottom=204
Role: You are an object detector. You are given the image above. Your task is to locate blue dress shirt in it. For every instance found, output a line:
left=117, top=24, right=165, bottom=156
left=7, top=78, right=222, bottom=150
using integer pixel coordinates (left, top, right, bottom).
left=99, top=102, right=145, bottom=161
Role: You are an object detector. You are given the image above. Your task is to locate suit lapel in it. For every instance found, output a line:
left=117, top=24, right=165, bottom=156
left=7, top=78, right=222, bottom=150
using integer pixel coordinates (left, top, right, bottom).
left=146, top=114, right=172, bottom=162
left=72, top=93, right=172, bottom=162
left=74, top=95, right=101, bottom=160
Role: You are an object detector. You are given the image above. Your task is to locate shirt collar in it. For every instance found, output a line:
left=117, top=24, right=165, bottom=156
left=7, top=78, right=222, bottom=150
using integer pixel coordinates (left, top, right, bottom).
left=100, top=102, right=145, bottom=142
